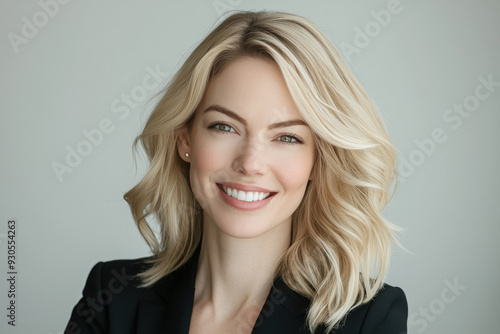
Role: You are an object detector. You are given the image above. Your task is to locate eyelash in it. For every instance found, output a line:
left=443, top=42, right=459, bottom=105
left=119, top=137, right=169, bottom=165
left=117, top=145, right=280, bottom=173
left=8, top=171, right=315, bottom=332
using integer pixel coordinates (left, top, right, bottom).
left=209, top=123, right=236, bottom=133
left=207, top=122, right=304, bottom=145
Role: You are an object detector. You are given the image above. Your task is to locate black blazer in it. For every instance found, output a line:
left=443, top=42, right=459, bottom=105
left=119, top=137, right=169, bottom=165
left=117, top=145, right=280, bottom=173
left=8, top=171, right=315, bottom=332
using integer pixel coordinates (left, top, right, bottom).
left=65, top=248, right=408, bottom=334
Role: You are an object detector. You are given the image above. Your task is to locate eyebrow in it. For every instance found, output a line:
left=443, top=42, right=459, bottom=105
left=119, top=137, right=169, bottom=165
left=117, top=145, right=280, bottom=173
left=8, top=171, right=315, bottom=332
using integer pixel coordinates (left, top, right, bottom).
left=202, top=104, right=308, bottom=130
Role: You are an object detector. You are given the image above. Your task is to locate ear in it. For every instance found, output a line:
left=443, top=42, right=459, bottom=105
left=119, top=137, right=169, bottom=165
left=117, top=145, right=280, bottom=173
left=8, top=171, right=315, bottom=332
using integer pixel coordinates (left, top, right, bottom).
left=176, top=126, right=191, bottom=162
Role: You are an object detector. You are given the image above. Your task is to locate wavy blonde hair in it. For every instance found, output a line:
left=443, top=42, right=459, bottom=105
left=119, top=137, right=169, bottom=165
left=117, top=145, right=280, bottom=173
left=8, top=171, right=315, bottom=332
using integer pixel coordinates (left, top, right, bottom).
left=124, top=10, right=400, bottom=333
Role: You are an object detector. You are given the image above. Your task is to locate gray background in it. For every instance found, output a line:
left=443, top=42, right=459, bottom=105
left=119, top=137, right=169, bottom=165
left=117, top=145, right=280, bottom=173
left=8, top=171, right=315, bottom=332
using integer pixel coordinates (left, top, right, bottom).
left=1, top=0, right=499, bottom=333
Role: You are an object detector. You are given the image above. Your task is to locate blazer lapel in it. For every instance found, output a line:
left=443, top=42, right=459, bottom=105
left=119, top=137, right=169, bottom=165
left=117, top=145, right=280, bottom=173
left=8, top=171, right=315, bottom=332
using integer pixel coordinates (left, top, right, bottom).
left=136, top=248, right=200, bottom=334
left=252, top=277, right=312, bottom=334
left=135, top=246, right=313, bottom=334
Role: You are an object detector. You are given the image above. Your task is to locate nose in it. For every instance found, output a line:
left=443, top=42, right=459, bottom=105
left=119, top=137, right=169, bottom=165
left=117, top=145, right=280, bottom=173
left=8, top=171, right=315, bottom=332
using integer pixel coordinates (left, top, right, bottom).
left=232, top=136, right=268, bottom=176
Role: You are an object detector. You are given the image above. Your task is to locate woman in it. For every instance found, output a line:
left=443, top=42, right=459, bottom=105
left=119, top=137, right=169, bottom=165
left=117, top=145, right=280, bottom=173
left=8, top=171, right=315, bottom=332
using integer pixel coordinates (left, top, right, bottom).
left=66, top=11, right=407, bottom=334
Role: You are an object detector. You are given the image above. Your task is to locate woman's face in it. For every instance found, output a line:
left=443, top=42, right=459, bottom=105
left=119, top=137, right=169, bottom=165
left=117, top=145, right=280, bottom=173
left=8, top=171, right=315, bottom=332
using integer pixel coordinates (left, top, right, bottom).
left=178, top=56, right=315, bottom=239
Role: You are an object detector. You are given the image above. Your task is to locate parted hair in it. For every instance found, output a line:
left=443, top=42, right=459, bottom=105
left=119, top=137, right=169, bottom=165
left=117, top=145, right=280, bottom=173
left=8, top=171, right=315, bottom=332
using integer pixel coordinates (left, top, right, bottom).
left=124, top=10, right=400, bottom=333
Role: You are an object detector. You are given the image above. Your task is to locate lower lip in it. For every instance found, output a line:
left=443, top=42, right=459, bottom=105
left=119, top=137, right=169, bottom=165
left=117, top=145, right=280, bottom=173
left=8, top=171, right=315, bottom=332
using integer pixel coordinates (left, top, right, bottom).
left=217, top=185, right=276, bottom=211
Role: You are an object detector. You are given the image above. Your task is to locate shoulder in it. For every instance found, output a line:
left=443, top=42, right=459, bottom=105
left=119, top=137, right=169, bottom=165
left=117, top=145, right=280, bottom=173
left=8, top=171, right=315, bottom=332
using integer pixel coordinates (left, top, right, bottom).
left=65, top=257, right=161, bottom=334
left=81, top=257, right=151, bottom=290
left=78, top=256, right=167, bottom=305
left=333, top=284, right=408, bottom=334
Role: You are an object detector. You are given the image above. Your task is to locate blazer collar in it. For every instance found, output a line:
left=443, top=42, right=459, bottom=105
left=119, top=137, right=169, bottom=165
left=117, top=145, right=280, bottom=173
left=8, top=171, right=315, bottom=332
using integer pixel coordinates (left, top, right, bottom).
left=251, top=277, right=311, bottom=333
left=136, top=246, right=312, bottom=334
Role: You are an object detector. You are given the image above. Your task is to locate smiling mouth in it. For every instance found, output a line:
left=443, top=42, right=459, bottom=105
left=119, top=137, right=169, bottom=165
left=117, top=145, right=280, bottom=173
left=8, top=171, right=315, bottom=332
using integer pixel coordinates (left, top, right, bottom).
left=217, top=184, right=276, bottom=202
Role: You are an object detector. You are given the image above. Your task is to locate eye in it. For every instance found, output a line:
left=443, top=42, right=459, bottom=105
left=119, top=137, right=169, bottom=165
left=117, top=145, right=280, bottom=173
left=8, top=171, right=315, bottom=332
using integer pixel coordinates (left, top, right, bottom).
left=209, top=123, right=236, bottom=133
left=276, top=134, right=302, bottom=144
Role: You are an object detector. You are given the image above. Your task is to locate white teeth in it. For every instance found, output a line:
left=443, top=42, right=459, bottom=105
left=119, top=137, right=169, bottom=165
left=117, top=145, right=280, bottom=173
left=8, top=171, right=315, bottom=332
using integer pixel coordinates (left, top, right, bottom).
left=220, top=185, right=271, bottom=202
left=245, top=192, right=253, bottom=201
left=237, top=190, right=245, bottom=201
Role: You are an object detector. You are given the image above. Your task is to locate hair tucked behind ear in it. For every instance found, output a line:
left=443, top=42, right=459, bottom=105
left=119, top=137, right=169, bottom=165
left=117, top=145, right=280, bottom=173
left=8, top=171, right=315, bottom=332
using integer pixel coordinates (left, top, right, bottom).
left=124, top=10, right=401, bottom=333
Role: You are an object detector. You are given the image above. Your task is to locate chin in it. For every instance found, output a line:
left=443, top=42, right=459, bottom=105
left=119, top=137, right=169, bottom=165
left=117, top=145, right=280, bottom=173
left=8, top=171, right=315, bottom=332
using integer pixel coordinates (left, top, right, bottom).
left=215, top=221, right=272, bottom=240
left=207, top=213, right=291, bottom=241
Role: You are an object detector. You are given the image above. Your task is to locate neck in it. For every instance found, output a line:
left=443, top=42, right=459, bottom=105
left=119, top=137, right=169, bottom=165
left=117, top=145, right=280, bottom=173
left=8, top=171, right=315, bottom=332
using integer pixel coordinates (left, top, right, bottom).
left=193, top=214, right=291, bottom=319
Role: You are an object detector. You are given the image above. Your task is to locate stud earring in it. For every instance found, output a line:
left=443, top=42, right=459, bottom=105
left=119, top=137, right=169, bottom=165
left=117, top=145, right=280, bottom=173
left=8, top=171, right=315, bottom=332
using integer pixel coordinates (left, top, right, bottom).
left=185, top=153, right=189, bottom=157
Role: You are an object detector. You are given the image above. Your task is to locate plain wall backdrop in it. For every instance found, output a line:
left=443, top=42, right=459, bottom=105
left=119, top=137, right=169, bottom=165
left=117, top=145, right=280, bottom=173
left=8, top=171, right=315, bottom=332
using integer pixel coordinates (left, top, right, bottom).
left=1, top=0, right=499, bottom=333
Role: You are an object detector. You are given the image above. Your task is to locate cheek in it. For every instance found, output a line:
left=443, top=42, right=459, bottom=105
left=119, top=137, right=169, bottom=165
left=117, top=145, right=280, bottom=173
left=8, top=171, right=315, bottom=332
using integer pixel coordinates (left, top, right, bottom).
left=191, top=135, right=232, bottom=174
left=189, top=136, right=234, bottom=206
left=275, top=152, right=314, bottom=191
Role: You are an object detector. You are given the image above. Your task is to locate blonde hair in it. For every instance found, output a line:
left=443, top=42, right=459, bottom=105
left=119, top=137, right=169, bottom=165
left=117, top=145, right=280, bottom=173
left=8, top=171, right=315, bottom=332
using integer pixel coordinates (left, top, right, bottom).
left=124, top=10, right=400, bottom=333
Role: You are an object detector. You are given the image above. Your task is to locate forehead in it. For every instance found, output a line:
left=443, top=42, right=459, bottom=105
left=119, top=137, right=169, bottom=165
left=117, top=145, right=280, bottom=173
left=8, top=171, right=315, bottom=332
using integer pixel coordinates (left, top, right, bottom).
left=197, top=57, right=303, bottom=122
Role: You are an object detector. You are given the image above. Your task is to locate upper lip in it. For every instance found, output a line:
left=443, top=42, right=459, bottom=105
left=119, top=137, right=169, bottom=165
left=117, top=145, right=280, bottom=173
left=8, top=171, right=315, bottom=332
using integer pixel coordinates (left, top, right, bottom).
left=218, top=182, right=276, bottom=193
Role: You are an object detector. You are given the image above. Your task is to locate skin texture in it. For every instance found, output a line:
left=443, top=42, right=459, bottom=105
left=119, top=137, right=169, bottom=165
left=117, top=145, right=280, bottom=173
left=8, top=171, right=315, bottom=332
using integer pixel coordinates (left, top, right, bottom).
left=176, top=56, right=315, bottom=333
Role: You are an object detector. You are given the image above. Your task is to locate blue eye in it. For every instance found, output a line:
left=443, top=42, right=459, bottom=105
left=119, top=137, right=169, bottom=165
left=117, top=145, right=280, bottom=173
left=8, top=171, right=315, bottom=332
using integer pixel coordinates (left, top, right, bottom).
left=209, top=123, right=235, bottom=133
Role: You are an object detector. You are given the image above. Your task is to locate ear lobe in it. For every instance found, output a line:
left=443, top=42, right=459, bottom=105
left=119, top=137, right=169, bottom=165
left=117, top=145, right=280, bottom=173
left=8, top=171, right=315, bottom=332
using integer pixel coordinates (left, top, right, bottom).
left=176, top=127, right=191, bottom=162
